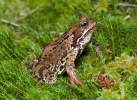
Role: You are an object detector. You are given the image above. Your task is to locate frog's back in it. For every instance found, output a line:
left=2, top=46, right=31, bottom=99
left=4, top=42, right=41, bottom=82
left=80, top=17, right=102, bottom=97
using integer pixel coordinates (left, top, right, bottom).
left=28, top=37, right=71, bottom=84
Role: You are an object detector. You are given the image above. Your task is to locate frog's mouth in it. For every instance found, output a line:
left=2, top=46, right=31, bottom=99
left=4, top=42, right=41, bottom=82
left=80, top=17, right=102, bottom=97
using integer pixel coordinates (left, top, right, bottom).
left=86, top=20, right=97, bottom=35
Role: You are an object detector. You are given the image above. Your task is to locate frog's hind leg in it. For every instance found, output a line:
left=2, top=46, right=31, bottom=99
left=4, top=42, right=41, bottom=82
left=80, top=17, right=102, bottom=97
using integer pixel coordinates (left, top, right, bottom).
left=66, top=51, right=83, bottom=86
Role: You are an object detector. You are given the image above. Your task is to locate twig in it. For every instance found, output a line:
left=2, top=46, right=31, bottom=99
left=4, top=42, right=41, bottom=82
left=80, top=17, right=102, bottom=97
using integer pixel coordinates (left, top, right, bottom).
left=124, top=15, right=130, bottom=20
left=1, top=4, right=43, bottom=27
left=18, top=4, right=44, bottom=21
left=30, top=4, right=44, bottom=14
left=118, top=3, right=137, bottom=7
left=1, top=19, right=20, bottom=27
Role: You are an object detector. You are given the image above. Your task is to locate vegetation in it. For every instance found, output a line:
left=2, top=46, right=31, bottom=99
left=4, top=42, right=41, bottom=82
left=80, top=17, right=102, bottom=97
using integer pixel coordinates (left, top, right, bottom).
left=0, top=0, right=137, bottom=99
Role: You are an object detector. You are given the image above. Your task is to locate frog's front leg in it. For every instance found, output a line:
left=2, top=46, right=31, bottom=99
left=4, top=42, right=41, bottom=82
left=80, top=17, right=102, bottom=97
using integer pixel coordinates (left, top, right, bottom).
left=66, top=51, right=83, bottom=86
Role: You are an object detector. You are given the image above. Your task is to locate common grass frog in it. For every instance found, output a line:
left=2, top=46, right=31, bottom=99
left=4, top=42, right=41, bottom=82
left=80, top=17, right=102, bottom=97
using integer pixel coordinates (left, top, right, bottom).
left=28, top=16, right=97, bottom=86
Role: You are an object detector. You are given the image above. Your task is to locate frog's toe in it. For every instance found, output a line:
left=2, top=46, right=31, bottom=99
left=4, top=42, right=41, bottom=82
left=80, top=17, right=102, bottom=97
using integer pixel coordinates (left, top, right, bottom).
left=68, top=73, right=83, bottom=87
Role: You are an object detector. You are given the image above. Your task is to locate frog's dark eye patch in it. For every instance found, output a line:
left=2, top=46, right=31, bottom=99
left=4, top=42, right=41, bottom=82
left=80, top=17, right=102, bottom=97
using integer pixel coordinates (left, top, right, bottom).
left=79, top=21, right=88, bottom=29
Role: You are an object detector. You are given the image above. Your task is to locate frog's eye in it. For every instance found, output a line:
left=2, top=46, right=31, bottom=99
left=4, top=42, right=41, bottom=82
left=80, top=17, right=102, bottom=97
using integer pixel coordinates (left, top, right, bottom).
left=79, top=21, right=88, bottom=29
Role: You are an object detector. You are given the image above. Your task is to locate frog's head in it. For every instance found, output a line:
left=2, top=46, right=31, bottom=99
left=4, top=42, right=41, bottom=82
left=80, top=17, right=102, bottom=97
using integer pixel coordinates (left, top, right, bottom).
left=71, top=16, right=97, bottom=47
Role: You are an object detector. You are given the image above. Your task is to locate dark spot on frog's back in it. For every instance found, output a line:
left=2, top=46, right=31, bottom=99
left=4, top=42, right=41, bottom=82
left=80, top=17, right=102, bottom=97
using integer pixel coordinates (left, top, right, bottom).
left=64, top=35, right=69, bottom=40
left=53, top=46, right=56, bottom=50
left=60, top=46, right=64, bottom=49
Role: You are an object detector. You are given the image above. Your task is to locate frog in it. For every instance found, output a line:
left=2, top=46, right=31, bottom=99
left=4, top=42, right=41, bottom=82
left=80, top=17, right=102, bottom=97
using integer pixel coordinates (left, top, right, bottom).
left=28, top=16, right=97, bottom=86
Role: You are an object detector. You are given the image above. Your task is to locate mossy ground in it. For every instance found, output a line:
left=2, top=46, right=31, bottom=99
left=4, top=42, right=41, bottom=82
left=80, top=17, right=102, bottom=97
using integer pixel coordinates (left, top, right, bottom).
left=0, top=0, right=137, bottom=100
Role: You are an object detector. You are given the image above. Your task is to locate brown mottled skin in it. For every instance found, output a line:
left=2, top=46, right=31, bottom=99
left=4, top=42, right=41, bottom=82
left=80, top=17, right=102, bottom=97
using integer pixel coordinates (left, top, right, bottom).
left=28, top=16, right=97, bottom=86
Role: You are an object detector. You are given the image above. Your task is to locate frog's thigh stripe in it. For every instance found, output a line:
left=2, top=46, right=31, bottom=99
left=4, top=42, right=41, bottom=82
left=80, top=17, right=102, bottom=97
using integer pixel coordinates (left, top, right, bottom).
left=38, top=67, right=46, bottom=78
left=34, top=65, right=44, bottom=78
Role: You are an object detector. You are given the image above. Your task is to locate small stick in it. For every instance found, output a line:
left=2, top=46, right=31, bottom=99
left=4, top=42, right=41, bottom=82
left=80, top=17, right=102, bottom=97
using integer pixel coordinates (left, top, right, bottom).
left=30, top=4, right=44, bottom=14
left=118, top=3, right=137, bottom=7
left=1, top=4, right=43, bottom=26
left=18, top=4, right=44, bottom=21
left=124, top=15, right=130, bottom=20
left=1, top=19, right=20, bottom=27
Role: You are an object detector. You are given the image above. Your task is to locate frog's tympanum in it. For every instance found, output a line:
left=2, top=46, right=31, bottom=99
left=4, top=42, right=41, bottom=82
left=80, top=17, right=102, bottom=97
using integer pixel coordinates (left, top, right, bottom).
left=28, top=16, right=97, bottom=86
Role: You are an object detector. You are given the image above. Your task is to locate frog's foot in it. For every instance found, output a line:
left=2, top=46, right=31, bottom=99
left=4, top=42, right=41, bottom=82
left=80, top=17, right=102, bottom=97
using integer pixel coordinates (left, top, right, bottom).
left=67, top=73, right=83, bottom=87
left=42, top=72, right=57, bottom=84
left=35, top=70, right=57, bottom=85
